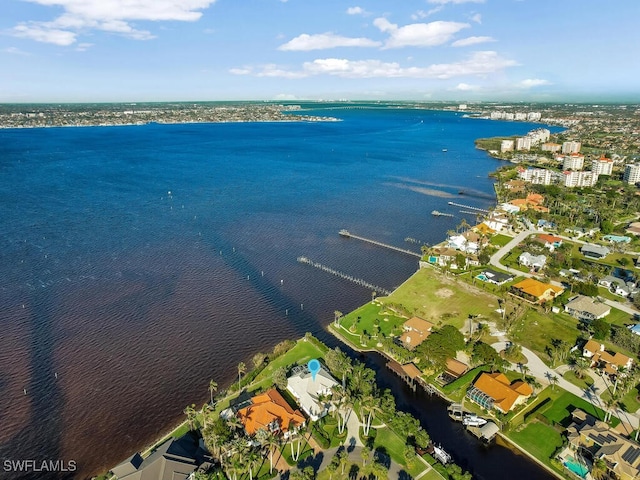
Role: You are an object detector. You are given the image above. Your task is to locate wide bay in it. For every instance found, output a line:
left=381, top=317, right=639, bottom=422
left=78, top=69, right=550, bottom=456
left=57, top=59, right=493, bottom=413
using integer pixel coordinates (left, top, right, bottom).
left=0, top=107, right=557, bottom=478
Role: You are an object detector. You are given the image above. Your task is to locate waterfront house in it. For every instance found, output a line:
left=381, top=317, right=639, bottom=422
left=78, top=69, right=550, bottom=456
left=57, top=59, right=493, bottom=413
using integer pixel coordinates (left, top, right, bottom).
left=483, top=212, right=510, bottom=232
left=564, top=295, right=611, bottom=322
left=582, top=339, right=633, bottom=375
left=518, top=252, right=547, bottom=271
left=581, top=244, right=611, bottom=259
left=565, top=409, right=640, bottom=480
left=510, top=278, right=564, bottom=304
left=466, top=372, right=532, bottom=413
left=286, top=364, right=338, bottom=421
left=431, top=246, right=459, bottom=268
left=237, top=388, right=305, bottom=439
left=499, top=203, right=521, bottom=214
left=400, top=316, right=434, bottom=350
left=112, top=433, right=208, bottom=480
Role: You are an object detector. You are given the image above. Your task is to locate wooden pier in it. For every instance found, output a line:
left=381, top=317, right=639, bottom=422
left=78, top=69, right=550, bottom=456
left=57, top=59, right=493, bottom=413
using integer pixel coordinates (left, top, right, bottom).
left=297, top=256, right=392, bottom=295
left=447, top=202, right=489, bottom=213
left=339, top=230, right=421, bottom=258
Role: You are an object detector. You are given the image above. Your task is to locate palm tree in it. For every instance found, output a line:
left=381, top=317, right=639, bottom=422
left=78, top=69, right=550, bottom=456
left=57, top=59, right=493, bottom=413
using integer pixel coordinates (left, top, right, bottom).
left=368, top=460, right=389, bottom=480
left=612, top=366, right=627, bottom=395
left=184, top=404, right=197, bottom=431
left=361, top=395, right=383, bottom=437
left=550, top=374, right=559, bottom=391
left=333, top=310, right=343, bottom=327
left=590, top=457, right=608, bottom=480
left=246, top=449, right=260, bottom=480
left=361, top=446, right=372, bottom=467
left=227, top=414, right=244, bottom=437
left=604, top=396, right=618, bottom=422
left=209, top=379, right=218, bottom=405
left=237, top=361, right=246, bottom=389
left=520, top=364, right=530, bottom=380
left=200, top=403, right=213, bottom=430
left=337, top=449, right=348, bottom=475
left=290, top=422, right=307, bottom=462
left=571, top=356, right=590, bottom=380
left=263, top=430, right=280, bottom=474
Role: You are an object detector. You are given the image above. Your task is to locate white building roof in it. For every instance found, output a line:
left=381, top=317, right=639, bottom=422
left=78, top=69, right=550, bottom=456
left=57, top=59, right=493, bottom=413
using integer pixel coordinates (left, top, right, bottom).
left=286, top=365, right=338, bottom=421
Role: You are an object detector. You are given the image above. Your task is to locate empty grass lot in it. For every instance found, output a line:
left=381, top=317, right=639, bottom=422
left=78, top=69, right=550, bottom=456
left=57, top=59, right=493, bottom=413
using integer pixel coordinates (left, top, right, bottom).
left=378, top=268, right=502, bottom=328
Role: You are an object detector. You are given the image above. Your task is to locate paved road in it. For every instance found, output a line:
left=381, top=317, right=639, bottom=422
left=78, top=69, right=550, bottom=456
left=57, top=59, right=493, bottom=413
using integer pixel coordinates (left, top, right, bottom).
left=492, top=341, right=639, bottom=430
left=489, top=229, right=637, bottom=315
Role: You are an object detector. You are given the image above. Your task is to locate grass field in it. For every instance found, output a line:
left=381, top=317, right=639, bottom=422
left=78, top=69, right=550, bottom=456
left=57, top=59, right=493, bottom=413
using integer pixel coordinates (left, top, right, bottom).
left=508, top=421, right=564, bottom=466
left=491, top=233, right=515, bottom=247
left=378, top=268, right=503, bottom=328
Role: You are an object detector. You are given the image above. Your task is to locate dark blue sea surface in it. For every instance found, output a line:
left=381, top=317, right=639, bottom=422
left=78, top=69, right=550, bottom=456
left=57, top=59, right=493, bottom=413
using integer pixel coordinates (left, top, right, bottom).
left=0, top=107, right=558, bottom=479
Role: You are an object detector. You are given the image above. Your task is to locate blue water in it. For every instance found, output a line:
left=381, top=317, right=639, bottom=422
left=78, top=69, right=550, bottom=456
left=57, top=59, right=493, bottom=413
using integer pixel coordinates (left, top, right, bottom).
left=0, top=106, right=558, bottom=478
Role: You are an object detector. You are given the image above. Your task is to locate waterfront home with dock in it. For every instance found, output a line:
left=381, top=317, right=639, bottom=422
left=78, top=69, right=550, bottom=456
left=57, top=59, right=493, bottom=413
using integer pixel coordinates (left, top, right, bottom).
left=286, top=364, right=338, bottom=421
left=237, top=388, right=305, bottom=439
left=466, top=372, right=533, bottom=414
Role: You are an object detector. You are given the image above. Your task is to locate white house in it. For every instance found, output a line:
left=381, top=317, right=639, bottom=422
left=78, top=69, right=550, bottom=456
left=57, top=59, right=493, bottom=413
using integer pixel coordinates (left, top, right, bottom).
left=286, top=364, right=338, bottom=421
left=518, top=252, right=547, bottom=271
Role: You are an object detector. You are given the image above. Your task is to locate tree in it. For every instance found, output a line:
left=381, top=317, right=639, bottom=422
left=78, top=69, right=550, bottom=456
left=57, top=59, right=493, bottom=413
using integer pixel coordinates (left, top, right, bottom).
left=237, top=362, right=246, bottom=389
left=334, top=310, right=343, bottom=327
left=592, top=318, right=610, bottom=340
left=361, top=394, right=382, bottom=436
left=590, top=458, right=608, bottom=480
left=245, top=449, right=260, bottom=480
left=209, top=379, right=218, bottom=405
left=258, top=428, right=280, bottom=474
left=361, top=446, right=372, bottom=467
left=184, top=404, right=197, bottom=431
left=273, top=366, right=288, bottom=389
left=252, top=352, right=267, bottom=369
left=550, top=374, right=559, bottom=391
left=226, top=415, right=243, bottom=437
left=337, top=449, right=348, bottom=475
left=571, top=356, right=591, bottom=380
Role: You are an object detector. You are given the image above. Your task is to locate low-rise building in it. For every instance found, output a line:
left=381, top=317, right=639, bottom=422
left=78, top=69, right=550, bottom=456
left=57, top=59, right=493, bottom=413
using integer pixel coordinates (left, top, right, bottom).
left=541, top=142, right=561, bottom=153
left=535, top=233, right=563, bottom=251
left=287, top=364, right=338, bottom=421
left=564, top=295, right=611, bottom=322
left=477, top=268, right=514, bottom=285
left=581, top=244, right=610, bottom=259
left=400, top=316, right=434, bottom=350
left=565, top=410, right=640, bottom=480
left=237, top=388, right=305, bottom=438
left=510, top=278, right=564, bottom=304
left=518, top=252, right=547, bottom=271
left=583, top=339, right=633, bottom=375
left=466, top=372, right=532, bottom=413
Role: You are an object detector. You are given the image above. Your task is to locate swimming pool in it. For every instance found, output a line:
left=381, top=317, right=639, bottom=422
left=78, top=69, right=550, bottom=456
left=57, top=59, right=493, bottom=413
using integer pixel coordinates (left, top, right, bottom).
left=476, top=274, right=488, bottom=281
left=563, top=455, right=589, bottom=478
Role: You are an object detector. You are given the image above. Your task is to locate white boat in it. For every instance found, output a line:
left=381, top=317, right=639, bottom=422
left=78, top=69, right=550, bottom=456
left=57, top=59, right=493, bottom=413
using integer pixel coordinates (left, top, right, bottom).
left=463, top=414, right=488, bottom=427
left=432, top=444, right=452, bottom=465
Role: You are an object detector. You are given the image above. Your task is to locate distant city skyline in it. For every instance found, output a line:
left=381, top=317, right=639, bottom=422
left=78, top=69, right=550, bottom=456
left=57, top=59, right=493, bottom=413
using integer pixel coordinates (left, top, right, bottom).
left=1, top=0, right=637, bottom=103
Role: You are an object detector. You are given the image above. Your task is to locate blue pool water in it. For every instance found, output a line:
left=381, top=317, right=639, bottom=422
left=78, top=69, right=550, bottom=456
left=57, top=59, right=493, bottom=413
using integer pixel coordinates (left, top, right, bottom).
left=564, top=456, right=589, bottom=478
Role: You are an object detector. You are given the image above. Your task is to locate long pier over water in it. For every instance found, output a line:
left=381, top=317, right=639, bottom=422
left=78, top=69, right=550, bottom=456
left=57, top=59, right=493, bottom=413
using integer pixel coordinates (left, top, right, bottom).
left=297, top=256, right=392, bottom=296
left=339, top=230, right=421, bottom=258
left=447, top=202, right=489, bottom=213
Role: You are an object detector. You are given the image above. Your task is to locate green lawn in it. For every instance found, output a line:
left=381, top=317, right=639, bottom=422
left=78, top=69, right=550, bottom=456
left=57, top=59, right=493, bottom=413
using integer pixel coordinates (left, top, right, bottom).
left=378, top=268, right=502, bottom=328
left=507, top=421, right=564, bottom=466
left=491, top=233, right=515, bottom=247
left=543, top=391, right=610, bottom=426
left=510, top=309, right=581, bottom=365
left=562, top=371, right=594, bottom=391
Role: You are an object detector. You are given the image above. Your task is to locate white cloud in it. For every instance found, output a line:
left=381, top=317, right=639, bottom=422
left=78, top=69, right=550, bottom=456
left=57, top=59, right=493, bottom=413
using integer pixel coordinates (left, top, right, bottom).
left=471, top=13, right=482, bottom=24
left=346, top=7, right=366, bottom=15
left=412, top=7, right=443, bottom=20
left=236, top=51, right=517, bottom=79
left=3, top=46, right=31, bottom=55
left=229, top=67, right=253, bottom=75
left=519, top=78, right=552, bottom=88
left=9, top=0, right=216, bottom=45
left=428, top=0, right=485, bottom=4
left=373, top=18, right=470, bottom=48
left=278, top=33, right=381, bottom=51
left=11, top=24, right=77, bottom=45
left=453, top=82, right=480, bottom=91
left=75, top=42, right=94, bottom=51
left=451, top=36, right=495, bottom=47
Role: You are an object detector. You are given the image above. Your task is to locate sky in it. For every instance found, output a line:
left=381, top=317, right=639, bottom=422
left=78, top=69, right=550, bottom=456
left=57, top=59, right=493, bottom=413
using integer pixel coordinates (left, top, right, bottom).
left=0, top=0, right=638, bottom=102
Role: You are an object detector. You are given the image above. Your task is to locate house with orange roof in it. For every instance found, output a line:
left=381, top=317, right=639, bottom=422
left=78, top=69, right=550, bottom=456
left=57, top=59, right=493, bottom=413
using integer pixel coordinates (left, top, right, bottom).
left=526, top=193, right=544, bottom=205
left=510, top=278, right=564, bottom=304
left=466, top=372, right=533, bottom=413
left=508, top=198, right=529, bottom=211
left=535, top=233, right=563, bottom=251
left=400, top=316, right=434, bottom=350
left=237, top=388, right=305, bottom=438
left=582, top=339, right=633, bottom=376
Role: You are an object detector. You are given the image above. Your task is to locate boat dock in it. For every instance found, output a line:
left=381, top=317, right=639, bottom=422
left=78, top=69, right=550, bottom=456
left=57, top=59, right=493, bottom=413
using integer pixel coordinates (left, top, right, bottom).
left=297, top=256, right=392, bottom=295
left=447, top=202, right=489, bottom=213
left=431, top=210, right=454, bottom=218
left=466, top=421, right=500, bottom=443
left=339, top=230, right=421, bottom=258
